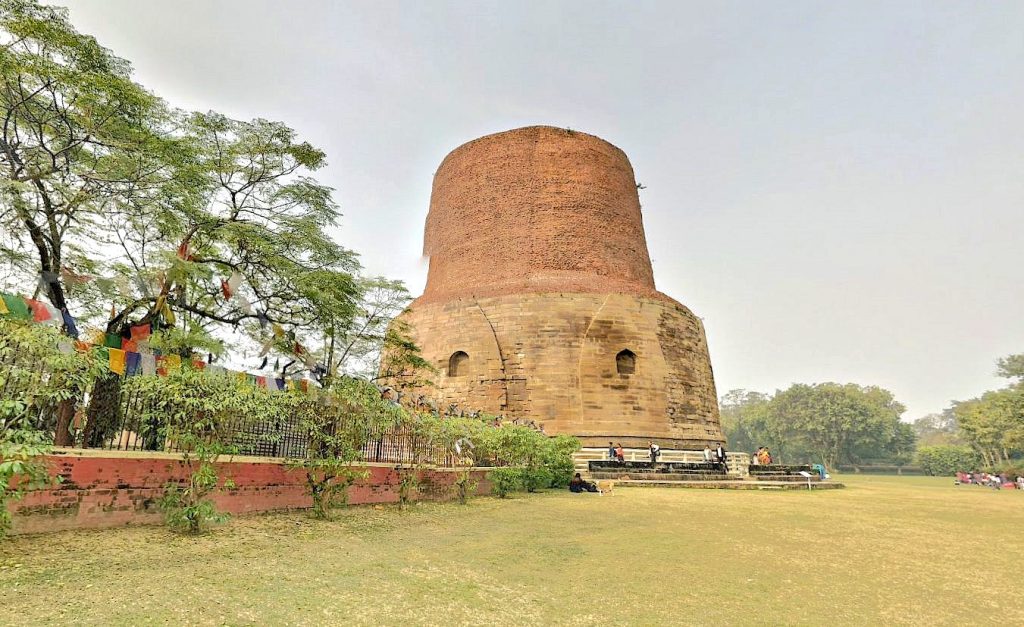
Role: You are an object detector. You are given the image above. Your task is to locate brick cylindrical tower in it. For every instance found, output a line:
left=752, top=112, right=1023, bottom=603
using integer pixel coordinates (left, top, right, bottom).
left=390, top=126, right=723, bottom=448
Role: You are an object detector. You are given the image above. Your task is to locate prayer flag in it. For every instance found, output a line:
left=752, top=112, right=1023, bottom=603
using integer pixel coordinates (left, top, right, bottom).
left=61, top=309, right=80, bottom=338
left=0, top=297, right=7, bottom=316
left=121, top=339, right=138, bottom=353
left=141, top=353, right=156, bottom=376
left=26, top=298, right=52, bottom=323
left=104, top=333, right=122, bottom=349
left=236, top=295, right=254, bottom=315
left=192, top=360, right=205, bottom=370
left=42, top=302, right=63, bottom=327
left=108, top=348, right=126, bottom=375
left=156, top=356, right=167, bottom=376
left=130, top=324, right=151, bottom=342
left=126, top=352, right=142, bottom=376
left=161, top=302, right=176, bottom=326
left=164, top=354, right=182, bottom=371
left=2, top=294, right=30, bottom=320
left=255, top=376, right=267, bottom=388
left=274, top=378, right=286, bottom=391
left=227, top=271, right=243, bottom=294
left=61, top=266, right=92, bottom=286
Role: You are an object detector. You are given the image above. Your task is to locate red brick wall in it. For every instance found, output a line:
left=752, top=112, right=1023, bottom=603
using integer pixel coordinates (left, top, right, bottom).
left=9, top=449, right=492, bottom=535
left=420, top=125, right=663, bottom=305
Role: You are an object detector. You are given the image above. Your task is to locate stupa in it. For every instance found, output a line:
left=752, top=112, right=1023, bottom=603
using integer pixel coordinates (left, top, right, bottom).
left=387, top=126, right=723, bottom=448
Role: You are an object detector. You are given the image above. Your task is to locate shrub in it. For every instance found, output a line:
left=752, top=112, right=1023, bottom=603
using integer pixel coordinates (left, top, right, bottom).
left=286, top=378, right=395, bottom=519
left=543, top=434, right=580, bottom=488
left=0, top=319, right=102, bottom=537
left=489, top=467, right=522, bottom=498
left=523, top=466, right=553, bottom=493
left=159, top=441, right=235, bottom=534
left=397, top=468, right=420, bottom=509
left=453, top=469, right=478, bottom=504
left=915, top=445, right=981, bottom=476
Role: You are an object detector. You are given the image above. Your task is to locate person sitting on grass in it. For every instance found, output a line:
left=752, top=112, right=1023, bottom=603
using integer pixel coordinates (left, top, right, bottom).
left=569, top=472, right=599, bottom=493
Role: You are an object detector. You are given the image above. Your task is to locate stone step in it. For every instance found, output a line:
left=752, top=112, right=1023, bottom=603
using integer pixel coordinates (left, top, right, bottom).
left=613, top=479, right=846, bottom=491
left=591, top=472, right=731, bottom=482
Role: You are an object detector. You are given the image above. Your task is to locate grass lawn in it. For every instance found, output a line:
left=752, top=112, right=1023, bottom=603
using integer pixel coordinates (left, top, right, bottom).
left=1, top=474, right=1021, bottom=626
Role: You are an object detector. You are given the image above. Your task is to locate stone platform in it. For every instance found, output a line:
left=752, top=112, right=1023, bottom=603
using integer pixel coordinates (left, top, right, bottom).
left=582, top=455, right=845, bottom=490
left=612, top=479, right=845, bottom=491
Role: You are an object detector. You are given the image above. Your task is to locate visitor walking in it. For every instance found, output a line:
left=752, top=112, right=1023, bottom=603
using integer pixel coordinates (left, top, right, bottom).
left=715, top=442, right=727, bottom=472
left=649, top=441, right=661, bottom=464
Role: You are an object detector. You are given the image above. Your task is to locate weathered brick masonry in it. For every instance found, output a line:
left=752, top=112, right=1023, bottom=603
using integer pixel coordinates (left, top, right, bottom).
left=390, top=126, right=724, bottom=448
left=10, top=449, right=492, bottom=535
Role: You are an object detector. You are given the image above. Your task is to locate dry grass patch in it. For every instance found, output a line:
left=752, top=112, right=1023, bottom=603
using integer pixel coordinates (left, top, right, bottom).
left=1, top=475, right=1022, bottom=625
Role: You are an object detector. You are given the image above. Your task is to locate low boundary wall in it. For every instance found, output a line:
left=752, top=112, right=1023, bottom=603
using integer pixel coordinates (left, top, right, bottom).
left=10, top=448, right=492, bottom=535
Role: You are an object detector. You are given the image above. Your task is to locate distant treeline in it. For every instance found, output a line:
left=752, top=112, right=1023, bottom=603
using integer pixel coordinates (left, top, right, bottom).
left=720, top=353, right=1024, bottom=475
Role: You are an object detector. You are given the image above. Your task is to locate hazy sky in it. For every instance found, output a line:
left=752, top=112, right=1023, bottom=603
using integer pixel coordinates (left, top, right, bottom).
left=57, top=0, right=1023, bottom=419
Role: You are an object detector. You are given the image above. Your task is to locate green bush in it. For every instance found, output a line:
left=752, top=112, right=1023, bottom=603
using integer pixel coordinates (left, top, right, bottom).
left=915, top=445, right=981, bottom=476
left=522, top=466, right=553, bottom=493
left=453, top=470, right=478, bottom=505
left=0, top=319, right=103, bottom=538
left=489, top=467, right=522, bottom=498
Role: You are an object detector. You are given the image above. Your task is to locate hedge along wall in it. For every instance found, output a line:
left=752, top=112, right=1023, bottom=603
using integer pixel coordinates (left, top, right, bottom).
left=10, top=448, right=493, bottom=535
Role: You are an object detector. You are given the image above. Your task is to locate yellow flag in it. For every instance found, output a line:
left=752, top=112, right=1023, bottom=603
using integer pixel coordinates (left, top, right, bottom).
left=0, top=297, right=8, bottom=315
left=109, top=348, right=126, bottom=375
left=162, top=302, right=176, bottom=326
left=164, top=354, right=182, bottom=371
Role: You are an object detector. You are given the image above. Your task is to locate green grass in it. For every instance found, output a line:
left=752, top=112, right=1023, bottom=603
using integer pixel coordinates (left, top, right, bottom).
left=2, top=475, right=1022, bottom=625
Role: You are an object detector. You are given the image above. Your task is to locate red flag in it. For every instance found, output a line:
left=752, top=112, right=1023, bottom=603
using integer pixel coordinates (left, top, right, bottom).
left=130, top=324, right=151, bottom=342
left=25, top=298, right=52, bottom=323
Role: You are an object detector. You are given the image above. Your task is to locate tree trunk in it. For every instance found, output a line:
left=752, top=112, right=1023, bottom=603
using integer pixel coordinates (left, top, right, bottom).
left=54, top=398, right=76, bottom=446
left=83, top=373, right=123, bottom=448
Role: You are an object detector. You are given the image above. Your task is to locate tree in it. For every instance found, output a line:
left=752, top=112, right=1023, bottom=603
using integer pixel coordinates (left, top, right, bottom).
left=996, top=353, right=1024, bottom=381
left=0, top=0, right=170, bottom=318
left=719, top=389, right=771, bottom=454
left=286, top=378, right=401, bottom=519
left=953, top=386, right=1024, bottom=466
left=915, top=445, right=981, bottom=476
left=320, top=276, right=430, bottom=383
left=765, top=383, right=908, bottom=469
left=75, top=111, right=363, bottom=444
left=911, top=410, right=965, bottom=447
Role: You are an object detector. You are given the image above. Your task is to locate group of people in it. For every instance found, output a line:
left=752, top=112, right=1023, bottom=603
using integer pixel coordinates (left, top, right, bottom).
left=604, top=441, right=726, bottom=466
left=751, top=446, right=774, bottom=465
left=955, top=471, right=1024, bottom=490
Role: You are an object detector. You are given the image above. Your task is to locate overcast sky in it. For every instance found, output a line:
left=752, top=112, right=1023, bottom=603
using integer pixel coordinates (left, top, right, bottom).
left=57, top=0, right=1023, bottom=419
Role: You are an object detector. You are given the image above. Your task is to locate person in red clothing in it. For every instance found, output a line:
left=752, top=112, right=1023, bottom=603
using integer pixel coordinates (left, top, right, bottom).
left=614, top=444, right=625, bottom=463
